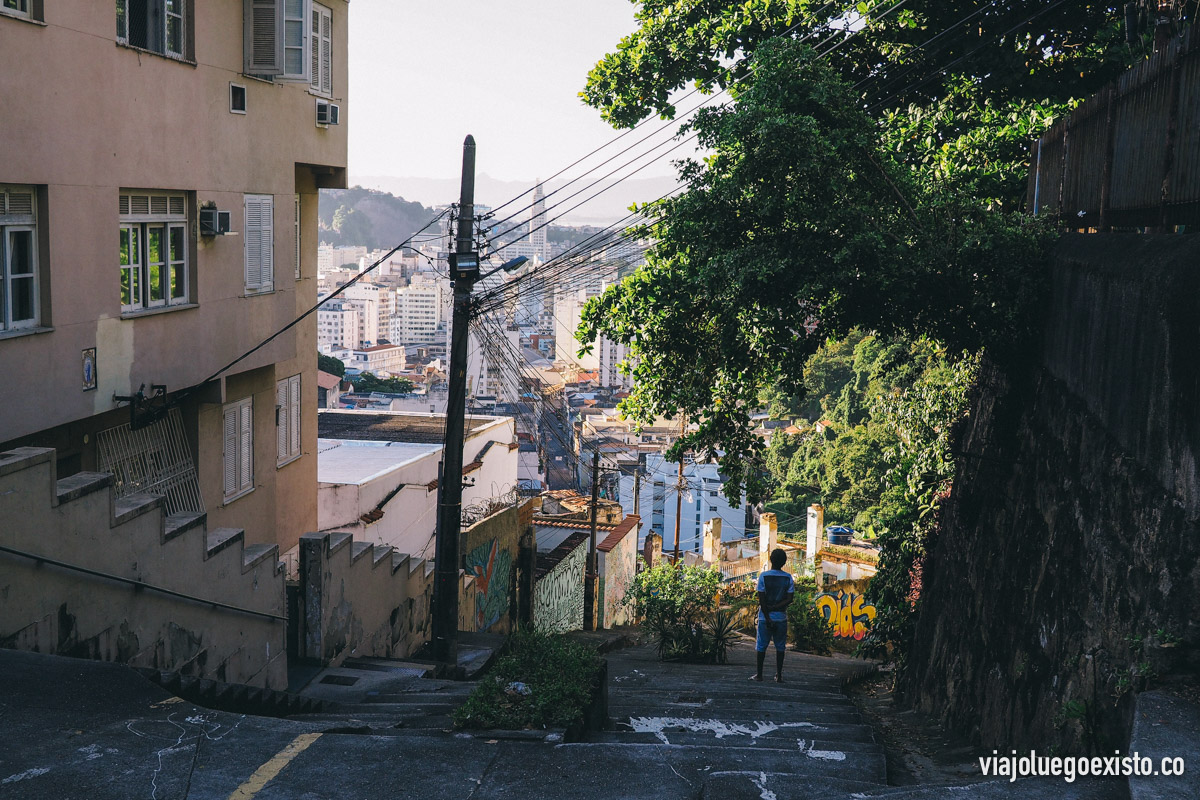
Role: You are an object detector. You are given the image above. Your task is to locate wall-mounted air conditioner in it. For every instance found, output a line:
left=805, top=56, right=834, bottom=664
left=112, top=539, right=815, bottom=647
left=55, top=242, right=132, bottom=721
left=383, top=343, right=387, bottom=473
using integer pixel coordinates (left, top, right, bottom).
left=316, top=99, right=340, bottom=126
left=199, top=208, right=232, bottom=236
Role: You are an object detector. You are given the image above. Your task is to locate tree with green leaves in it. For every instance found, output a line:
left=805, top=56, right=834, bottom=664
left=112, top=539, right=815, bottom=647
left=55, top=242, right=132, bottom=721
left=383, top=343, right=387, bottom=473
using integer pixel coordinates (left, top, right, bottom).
left=579, top=40, right=1050, bottom=502
left=318, top=352, right=346, bottom=378
left=577, top=37, right=1053, bottom=668
left=351, top=372, right=414, bottom=395
left=583, top=0, right=1147, bottom=210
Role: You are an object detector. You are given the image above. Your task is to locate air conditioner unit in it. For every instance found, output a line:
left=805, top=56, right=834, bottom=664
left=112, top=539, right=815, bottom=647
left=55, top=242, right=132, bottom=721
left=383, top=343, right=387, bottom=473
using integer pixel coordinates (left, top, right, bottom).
left=316, top=99, right=340, bottom=126
left=199, top=208, right=231, bottom=236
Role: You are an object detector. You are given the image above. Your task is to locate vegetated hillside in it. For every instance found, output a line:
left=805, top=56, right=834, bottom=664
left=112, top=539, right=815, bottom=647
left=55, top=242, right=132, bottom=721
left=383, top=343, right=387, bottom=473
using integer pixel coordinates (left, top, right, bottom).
left=318, top=186, right=596, bottom=252
left=317, top=187, right=438, bottom=250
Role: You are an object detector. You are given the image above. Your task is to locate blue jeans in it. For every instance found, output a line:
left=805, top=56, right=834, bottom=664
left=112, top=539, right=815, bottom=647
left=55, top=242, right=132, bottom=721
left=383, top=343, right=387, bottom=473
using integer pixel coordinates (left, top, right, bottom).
left=756, top=617, right=787, bottom=652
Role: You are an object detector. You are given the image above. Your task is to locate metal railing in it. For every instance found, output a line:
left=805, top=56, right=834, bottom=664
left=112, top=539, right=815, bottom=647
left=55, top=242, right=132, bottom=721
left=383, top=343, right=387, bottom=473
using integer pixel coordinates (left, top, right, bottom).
left=1028, top=27, right=1200, bottom=230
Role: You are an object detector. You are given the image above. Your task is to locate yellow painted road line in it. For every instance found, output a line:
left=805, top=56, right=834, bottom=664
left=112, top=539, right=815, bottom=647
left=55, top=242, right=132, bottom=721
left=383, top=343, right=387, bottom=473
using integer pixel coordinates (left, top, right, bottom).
left=227, top=733, right=322, bottom=800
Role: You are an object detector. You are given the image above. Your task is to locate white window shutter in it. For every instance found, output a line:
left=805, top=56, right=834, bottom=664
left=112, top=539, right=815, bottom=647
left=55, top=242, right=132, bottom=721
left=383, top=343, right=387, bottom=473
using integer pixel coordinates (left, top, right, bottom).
left=244, top=195, right=274, bottom=291
left=244, top=0, right=284, bottom=76
left=276, top=379, right=289, bottom=462
left=239, top=401, right=254, bottom=492
left=289, top=374, right=301, bottom=456
left=223, top=406, right=238, bottom=497
left=310, top=6, right=321, bottom=92
left=320, top=6, right=332, bottom=95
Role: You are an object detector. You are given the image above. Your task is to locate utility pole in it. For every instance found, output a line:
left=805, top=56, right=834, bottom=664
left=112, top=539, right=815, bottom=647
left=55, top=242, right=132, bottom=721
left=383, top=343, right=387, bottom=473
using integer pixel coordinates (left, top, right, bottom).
left=431, top=135, right=479, bottom=667
left=584, top=450, right=601, bottom=631
left=672, top=457, right=684, bottom=565
left=672, top=418, right=686, bottom=565
left=632, top=464, right=641, bottom=518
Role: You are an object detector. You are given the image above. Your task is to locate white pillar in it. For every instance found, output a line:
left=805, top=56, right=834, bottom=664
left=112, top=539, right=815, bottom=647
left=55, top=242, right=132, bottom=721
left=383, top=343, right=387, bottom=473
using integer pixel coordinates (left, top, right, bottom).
left=806, top=504, right=824, bottom=572
left=759, top=512, right=778, bottom=571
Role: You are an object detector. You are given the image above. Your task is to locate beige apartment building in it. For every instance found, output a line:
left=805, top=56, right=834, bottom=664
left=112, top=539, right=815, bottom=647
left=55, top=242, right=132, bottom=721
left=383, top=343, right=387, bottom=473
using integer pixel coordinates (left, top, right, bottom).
left=0, top=0, right=348, bottom=558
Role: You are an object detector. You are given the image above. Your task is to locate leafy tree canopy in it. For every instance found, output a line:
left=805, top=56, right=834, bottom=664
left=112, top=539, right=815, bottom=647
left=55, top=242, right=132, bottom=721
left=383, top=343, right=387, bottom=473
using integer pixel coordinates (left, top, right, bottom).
left=578, top=41, right=1052, bottom=502
left=583, top=0, right=1141, bottom=209
left=318, top=352, right=346, bottom=378
left=351, top=372, right=414, bottom=395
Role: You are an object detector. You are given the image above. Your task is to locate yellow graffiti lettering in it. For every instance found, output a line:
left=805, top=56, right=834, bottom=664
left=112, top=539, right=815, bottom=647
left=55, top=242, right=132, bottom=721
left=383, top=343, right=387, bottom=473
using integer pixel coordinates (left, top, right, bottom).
left=814, top=591, right=877, bottom=640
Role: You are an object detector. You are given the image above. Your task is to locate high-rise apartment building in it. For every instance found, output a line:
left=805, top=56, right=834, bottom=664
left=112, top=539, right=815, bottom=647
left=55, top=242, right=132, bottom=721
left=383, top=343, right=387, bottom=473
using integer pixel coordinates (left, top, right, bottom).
left=393, top=274, right=447, bottom=345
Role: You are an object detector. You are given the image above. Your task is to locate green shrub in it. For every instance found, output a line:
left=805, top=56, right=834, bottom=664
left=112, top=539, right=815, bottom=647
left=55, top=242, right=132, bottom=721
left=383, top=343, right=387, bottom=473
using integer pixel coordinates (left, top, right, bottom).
left=625, top=561, right=729, bottom=662
left=625, top=560, right=721, bottom=628
left=452, top=630, right=601, bottom=730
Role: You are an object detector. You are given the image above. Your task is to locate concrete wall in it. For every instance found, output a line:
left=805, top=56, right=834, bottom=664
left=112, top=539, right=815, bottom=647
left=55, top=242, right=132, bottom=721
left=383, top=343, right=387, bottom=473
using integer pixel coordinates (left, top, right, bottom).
left=461, top=504, right=523, bottom=635
left=598, top=520, right=638, bottom=629
left=906, top=234, right=1200, bottom=752
left=0, top=447, right=286, bottom=687
left=533, top=533, right=588, bottom=634
left=299, top=531, right=433, bottom=668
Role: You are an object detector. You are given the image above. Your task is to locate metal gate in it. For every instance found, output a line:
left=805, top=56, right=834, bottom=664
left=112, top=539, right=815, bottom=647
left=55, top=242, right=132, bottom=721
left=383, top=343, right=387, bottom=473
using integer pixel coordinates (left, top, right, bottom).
left=97, top=407, right=204, bottom=515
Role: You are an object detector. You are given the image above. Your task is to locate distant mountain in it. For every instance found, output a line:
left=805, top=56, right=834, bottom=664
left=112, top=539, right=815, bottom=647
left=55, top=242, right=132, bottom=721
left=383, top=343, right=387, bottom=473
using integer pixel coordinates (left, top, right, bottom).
left=350, top=173, right=678, bottom=226
left=317, top=187, right=439, bottom=250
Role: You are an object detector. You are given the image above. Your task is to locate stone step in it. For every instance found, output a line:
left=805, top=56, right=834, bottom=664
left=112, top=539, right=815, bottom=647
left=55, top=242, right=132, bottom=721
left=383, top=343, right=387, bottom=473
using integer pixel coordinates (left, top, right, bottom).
left=608, top=702, right=865, bottom=726
left=242, top=543, right=278, bottom=571
left=362, top=691, right=474, bottom=704
left=592, top=730, right=884, bottom=753
left=372, top=544, right=394, bottom=567
left=112, top=493, right=163, bottom=526
left=163, top=510, right=206, bottom=542
left=552, top=742, right=888, bottom=786
left=206, top=527, right=244, bottom=559
left=341, top=657, right=436, bottom=677
left=608, top=685, right=852, bottom=705
left=609, top=716, right=878, bottom=744
left=0, top=446, right=53, bottom=478
left=701, top=773, right=902, bottom=800
left=834, top=777, right=1129, bottom=800
left=350, top=541, right=372, bottom=563
left=55, top=471, right=113, bottom=504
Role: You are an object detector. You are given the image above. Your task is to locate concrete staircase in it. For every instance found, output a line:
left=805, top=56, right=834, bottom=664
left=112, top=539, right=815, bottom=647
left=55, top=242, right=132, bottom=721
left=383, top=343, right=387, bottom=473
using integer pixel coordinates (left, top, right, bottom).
left=0, top=446, right=286, bottom=687
left=565, top=640, right=1130, bottom=800
left=282, top=632, right=507, bottom=735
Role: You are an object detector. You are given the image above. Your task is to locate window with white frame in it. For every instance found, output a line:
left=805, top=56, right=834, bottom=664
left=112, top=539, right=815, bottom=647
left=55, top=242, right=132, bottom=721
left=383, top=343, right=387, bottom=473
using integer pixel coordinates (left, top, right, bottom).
left=244, top=194, right=274, bottom=293
left=310, top=3, right=332, bottom=95
left=1, top=0, right=33, bottom=19
left=0, top=185, right=38, bottom=332
left=276, top=374, right=301, bottom=465
left=119, top=191, right=189, bottom=313
left=223, top=397, right=254, bottom=501
left=116, top=0, right=190, bottom=60
left=244, top=0, right=331, bottom=87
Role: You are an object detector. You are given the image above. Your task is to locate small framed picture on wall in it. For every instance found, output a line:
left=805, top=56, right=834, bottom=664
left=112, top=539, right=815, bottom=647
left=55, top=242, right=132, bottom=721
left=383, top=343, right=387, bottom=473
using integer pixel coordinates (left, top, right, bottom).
left=82, top=348, right=97, bottom=391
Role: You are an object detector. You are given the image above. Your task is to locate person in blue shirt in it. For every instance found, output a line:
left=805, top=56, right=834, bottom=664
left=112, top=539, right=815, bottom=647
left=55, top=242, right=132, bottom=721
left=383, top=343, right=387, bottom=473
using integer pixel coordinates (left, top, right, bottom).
left=753, top=548, right=795, bottom=682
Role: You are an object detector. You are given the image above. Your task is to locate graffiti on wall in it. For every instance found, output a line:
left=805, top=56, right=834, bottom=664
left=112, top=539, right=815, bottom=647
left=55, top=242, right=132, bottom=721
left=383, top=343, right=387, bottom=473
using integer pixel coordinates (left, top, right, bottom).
left=601, top=532, right=637, bottom=628
left=533, top=542, right=587, bottom=634
left=465, top=538, right=513, bottom=632
left=814, top=591, right=877, bottom=640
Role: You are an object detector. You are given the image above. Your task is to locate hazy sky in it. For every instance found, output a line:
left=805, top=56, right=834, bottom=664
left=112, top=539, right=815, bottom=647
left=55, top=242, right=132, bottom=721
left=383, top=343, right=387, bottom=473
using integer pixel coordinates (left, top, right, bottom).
left=348, top=1, right=670, bottom=185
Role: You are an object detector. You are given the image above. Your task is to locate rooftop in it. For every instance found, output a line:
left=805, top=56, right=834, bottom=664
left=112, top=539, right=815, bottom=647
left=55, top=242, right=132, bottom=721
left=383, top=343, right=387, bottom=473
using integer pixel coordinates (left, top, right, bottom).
left=317, top=438, right=440, bottom=486
left=317, top=409, right=507, bottom=444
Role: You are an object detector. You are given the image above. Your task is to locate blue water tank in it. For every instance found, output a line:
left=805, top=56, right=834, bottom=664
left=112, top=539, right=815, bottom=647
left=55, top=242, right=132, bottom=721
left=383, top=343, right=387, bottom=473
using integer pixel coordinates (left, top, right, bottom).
left=826, top=526, right=853, bottom=546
